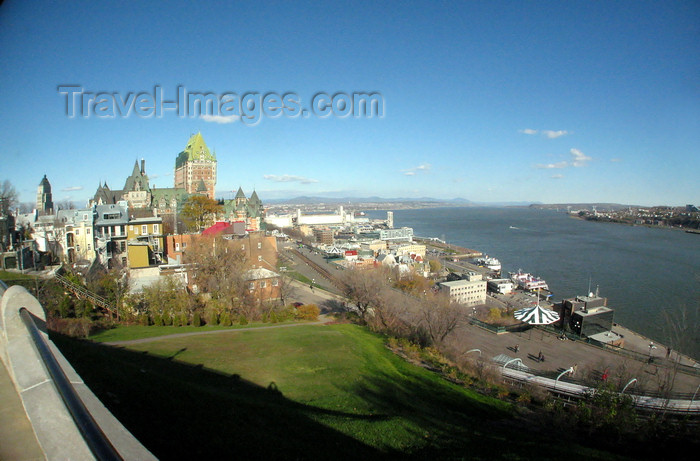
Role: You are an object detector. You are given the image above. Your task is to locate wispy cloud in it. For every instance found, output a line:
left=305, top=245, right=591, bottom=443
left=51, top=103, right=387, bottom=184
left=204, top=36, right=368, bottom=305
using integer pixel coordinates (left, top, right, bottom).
left=542, top=130, right=569, bottom=139
left=570, top=148, right=592, bottom=167
left=402, top=163, right=431, bottom=176
left=535, top=148, right=592, bottom=170
left=201, top=114, right=239, bottom=124
left=519, top=128, right=571, bottom=139
left=535, top=161, right=568, bottom=169
left=61, top=186, right=83, bottom=192
left=551, top=174, right=564, bottom=179
left=610, top=158, right=622, bottom=163
left=519, top=128, right=538, bottom=135
left=263, top=174, right=319, bottom=184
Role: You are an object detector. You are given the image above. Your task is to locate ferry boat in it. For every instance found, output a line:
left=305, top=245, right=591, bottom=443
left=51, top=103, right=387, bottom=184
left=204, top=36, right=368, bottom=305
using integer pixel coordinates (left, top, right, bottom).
left=474, top=256, right=501, bottom=272
left=509, top=269, right=549, bottom=292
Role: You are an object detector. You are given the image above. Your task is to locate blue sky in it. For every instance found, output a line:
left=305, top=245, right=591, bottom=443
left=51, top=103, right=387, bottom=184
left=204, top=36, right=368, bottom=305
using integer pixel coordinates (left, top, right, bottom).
left=1, top=1, right=698, bottom=207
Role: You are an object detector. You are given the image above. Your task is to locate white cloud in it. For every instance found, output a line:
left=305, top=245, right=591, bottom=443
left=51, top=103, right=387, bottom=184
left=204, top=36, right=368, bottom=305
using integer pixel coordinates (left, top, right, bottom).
left=570, top=148, right=592, bottom=167
left=551, top=174, right=564, bottom=179
left=610, top=158, right=622, bottom=162
left=201, top=114, right=239, bottom=124
left=535, top=161, right=568, bottom=169
left=61, top=186, right=83, bottom=192
left=542, top=130, right=569, bottom=139
left=263, top=174, right=319, bottom=184
left=519, top=128, right=570, bottom=139
left=402, top=163, right=431, bottom=175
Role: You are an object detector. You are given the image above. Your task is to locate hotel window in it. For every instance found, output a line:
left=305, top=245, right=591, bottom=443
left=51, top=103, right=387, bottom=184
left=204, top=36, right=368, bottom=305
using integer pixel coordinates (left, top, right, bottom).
left=258, top=255, right=262, bottom=261
left=257, top=242, right=262, bottom=249
left=260, top=281, right=266, bottom=288
left=75, top=229, right=80, bottom=235
left=142, top=225, right=148, bottom=234
left=153, top=224, right=159, bottom=234
left=272, top=279, right=279, bottom=287
left=175, top=243, right=180, bottom=251
left=86, top=228, right=91, bottom=235
left=248, top=282, right=255, bottom=291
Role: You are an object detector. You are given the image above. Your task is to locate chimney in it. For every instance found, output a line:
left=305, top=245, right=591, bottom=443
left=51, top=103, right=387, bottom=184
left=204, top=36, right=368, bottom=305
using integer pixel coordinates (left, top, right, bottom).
left=141, top=158, right=145, bottom=174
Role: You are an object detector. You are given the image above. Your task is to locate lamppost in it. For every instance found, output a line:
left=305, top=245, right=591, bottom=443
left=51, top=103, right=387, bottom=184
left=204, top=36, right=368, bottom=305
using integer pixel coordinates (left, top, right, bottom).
left=621, top=378, right=637, bottom=394
left=555, top=367, right=574, bottom=390
left=503, top=358, right=523, bottom=371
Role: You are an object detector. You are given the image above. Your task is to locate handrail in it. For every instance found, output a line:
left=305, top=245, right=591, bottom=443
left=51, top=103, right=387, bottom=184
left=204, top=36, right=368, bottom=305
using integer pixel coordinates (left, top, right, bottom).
left=19, top=307, right=123, bottom=461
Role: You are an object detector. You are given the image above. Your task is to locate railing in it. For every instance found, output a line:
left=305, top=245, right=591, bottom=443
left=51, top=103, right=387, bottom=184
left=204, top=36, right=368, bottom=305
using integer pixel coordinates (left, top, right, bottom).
left=54, top=273, right=115, bottom=317
left=19, top=307, right=122, bottom=461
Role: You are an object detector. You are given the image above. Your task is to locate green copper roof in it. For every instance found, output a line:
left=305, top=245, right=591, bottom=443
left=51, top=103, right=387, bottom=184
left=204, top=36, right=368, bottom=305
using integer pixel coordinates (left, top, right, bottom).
left=235, top=187, right=246, bottom=199
left=175, top=132, right=216, bottom=168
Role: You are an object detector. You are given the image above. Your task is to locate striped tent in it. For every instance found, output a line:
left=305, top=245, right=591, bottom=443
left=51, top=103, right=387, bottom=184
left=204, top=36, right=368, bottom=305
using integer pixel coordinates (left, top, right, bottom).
left=514, top=304, right=560, bottom=325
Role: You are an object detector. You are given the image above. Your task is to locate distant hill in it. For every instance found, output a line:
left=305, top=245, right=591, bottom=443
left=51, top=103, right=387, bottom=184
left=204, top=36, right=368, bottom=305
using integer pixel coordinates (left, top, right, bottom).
left=262, top=195, right=541, bottom=207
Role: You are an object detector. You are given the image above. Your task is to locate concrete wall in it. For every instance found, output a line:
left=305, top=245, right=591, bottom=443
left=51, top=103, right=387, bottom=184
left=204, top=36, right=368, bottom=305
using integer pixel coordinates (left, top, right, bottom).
left=0, top=285, right=156, bottom=461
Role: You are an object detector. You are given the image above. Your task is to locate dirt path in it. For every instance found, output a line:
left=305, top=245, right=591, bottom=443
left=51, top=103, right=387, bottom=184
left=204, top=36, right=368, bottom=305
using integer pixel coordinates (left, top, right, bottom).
left=104, top=319, right=330, bottom=347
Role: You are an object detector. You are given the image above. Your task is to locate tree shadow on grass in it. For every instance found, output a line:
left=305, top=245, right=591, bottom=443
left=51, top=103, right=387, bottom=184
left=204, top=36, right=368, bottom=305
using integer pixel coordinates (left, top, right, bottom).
left=348, top=371, right=622, bottom=461
left=51, top=333, right=390, bottom=460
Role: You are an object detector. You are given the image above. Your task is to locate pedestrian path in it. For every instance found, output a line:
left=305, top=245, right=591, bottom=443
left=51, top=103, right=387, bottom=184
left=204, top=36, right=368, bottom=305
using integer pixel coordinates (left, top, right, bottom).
left=0, top=360, right=44, bottom=461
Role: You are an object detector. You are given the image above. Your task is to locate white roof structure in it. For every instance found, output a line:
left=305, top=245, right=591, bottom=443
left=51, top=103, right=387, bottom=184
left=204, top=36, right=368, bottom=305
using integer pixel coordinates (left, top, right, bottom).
left=514, top=304, right=560, bottom=325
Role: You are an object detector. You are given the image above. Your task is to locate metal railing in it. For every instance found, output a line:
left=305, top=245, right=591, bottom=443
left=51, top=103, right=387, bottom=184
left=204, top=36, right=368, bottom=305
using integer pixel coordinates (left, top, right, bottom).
left=19, top=307, right=123, bottom=461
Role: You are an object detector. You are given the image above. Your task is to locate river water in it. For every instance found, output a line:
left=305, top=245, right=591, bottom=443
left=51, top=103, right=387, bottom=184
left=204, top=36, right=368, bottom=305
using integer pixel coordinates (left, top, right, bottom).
left=366, top=207, right=700, bottom=358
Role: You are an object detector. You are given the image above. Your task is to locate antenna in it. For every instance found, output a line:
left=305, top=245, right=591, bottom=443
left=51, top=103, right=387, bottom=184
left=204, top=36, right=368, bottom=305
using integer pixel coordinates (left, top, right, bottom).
left=588, top=275, right=592, bottom=296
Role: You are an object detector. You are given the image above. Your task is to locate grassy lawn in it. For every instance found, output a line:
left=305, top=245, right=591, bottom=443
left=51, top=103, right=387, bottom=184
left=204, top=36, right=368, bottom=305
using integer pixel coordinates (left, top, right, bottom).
left=54, top=324, right=622, bottom=460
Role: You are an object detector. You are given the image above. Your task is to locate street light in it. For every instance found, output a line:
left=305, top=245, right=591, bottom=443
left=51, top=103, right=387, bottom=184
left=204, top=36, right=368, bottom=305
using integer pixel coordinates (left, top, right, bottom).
left=554, top=367, right=574, bottom=390
left=503, top=358, right=523, bottom=371
left=621, top=378, right=637, bottom=394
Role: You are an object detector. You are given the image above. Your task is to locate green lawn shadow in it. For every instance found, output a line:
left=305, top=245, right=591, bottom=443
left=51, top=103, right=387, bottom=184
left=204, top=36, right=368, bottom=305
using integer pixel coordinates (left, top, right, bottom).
left=52, top=333, right=387, bottom=460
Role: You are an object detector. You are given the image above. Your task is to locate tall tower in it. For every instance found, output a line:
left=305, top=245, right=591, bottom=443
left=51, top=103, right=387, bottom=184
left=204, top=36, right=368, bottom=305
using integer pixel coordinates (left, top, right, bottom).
left=36, top=175, right=54, bottom=215
left=174, top=132, right=217, bottom=200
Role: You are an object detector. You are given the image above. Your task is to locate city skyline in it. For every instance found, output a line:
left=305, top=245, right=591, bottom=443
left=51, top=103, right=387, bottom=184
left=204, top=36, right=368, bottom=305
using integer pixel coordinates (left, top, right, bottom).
left=1, top=1, right=698, bottom=208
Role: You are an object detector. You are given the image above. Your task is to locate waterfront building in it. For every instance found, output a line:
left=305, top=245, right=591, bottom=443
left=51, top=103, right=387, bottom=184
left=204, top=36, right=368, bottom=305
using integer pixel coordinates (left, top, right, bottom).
left=487, top=278, right=514, bottom=294
left=174, top=132, right=217, bottom=200
left=439, top=276, right=487, bottom=306
left=560, top=294, right=615, bottom=339
left=379, top=227, right=414, bottom=242
left=36, top=175, right=54, bottom=215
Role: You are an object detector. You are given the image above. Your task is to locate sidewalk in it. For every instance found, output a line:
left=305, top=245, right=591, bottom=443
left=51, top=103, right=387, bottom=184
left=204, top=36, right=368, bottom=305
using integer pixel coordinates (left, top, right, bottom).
left=0, top=360, right=44, bottom=461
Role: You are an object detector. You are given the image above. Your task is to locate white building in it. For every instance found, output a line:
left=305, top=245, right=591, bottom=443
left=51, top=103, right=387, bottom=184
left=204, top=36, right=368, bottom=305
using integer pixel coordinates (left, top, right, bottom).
left=439, top=276, right=487, bottom=306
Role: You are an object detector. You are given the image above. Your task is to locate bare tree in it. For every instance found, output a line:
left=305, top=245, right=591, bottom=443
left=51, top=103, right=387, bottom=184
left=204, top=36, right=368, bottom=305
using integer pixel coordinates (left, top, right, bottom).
left=418, top=292, right=463, bottom=347
left=183, top=235, right=253, bottom=318
left=340, top=267, right=388, bottom=319
left=0, top=179, right=18, bottom=214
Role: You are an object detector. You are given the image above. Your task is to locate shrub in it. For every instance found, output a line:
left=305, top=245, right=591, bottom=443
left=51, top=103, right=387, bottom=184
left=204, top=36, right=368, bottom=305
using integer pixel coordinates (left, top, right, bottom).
left=295, top=304, right=320, bottom=321
left=239, top=315, right=248, bottom=325
left=219, top=312, right=232, bottom=326
left=153, top=313, right=164, bottom=326
left=192, top=312, right=202, bottom=327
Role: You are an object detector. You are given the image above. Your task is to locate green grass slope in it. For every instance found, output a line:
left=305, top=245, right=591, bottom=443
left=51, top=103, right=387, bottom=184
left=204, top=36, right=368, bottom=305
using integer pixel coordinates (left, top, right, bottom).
left=54, top=324, right=622, bottom=460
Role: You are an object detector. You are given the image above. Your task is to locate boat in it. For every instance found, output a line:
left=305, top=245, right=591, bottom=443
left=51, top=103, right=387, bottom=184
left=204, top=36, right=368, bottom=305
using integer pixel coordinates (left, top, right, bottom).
left=509, top=269, right=549, bottom=292
left=474, top=255, right=501, bottom=272
left=509, top=226, right=519, bottom=230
